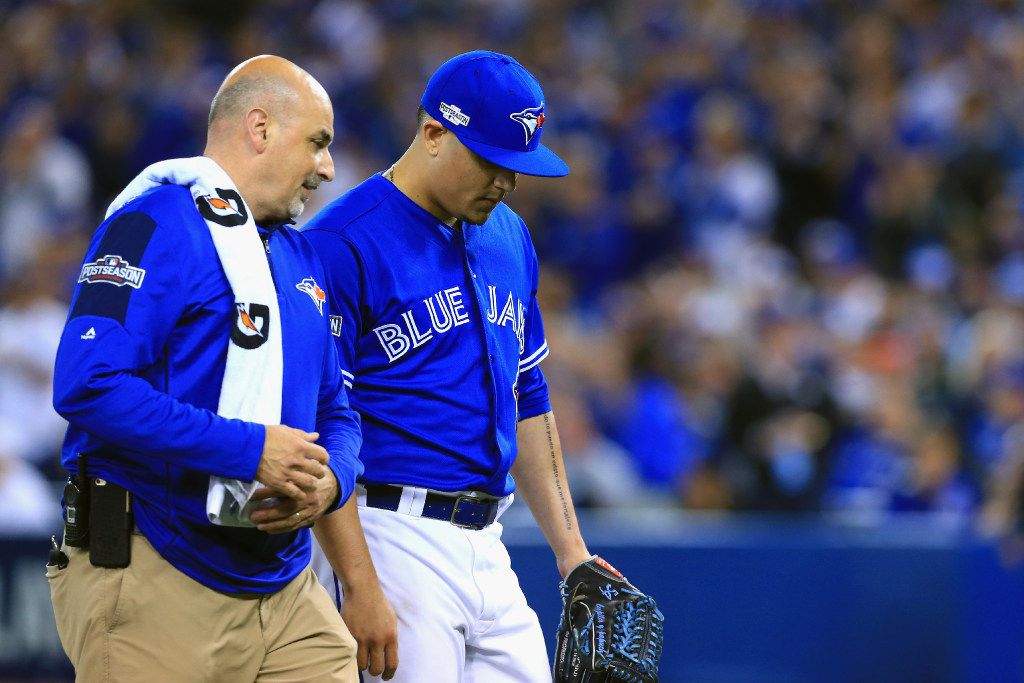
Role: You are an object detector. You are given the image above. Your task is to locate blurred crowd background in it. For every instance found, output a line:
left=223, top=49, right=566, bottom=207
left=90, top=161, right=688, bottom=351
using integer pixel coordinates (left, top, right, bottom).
left=5, top=0, right=1024, bottom=534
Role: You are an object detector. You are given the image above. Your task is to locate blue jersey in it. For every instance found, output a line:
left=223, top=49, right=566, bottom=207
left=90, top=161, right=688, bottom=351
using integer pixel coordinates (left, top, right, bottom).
left=53, top=184, right=363, bottom=594
left=302, top=173, right=551, bottom=497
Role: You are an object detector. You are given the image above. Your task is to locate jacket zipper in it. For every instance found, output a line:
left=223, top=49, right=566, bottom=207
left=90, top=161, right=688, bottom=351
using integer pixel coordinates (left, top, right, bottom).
left=261, top=231, right=279, bottom=289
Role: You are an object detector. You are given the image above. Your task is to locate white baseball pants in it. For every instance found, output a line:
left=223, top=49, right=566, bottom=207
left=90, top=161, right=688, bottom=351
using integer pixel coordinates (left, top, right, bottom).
left=311, top=489, right=550, bottom=682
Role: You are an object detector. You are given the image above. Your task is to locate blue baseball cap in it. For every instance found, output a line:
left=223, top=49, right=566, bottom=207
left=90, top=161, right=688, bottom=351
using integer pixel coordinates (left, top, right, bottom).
left=420, top=50, right=570, bottom=177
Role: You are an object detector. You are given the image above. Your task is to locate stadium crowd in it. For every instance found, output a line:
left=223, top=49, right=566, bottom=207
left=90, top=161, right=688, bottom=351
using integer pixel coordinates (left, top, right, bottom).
left=4, top=0, right=1024, bottom=532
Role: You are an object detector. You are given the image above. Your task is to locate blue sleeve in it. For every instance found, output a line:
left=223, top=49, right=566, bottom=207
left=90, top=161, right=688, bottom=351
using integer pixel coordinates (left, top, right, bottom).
left=316, top=307, right=364, bottom=511
left=52, top=196, right=263, bottom=480
left=517, top=240, right=551, bottom=420
left=517, top=365, right=551, bottom=420
left=302, top=229, right=366, bottom=386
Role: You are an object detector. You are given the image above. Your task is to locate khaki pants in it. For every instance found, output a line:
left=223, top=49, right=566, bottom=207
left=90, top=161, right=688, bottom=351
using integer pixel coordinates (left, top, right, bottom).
left=48, top=532, right=357, bottom=682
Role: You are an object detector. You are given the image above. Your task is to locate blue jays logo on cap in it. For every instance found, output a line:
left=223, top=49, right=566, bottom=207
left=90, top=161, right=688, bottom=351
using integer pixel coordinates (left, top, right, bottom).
left=510, top=105, right=546, bottom=145
left=420, top=51, right=569, bottom=178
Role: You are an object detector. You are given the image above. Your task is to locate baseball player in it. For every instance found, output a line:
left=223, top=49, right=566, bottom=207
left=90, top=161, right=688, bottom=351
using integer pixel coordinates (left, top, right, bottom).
left=304, top=51, right=596, bottom=682
left=48, top=56, right=364, bottom=681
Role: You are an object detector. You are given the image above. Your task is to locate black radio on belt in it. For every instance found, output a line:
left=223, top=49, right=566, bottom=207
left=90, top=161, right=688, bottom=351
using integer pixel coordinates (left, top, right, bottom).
left=62, top=452, right=134, bottom=568
left=62, top=453, right=90, bottom=547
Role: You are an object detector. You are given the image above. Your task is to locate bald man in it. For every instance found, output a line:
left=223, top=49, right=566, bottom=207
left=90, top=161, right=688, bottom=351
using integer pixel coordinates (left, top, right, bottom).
left=49, top=56, right=361, bottom=681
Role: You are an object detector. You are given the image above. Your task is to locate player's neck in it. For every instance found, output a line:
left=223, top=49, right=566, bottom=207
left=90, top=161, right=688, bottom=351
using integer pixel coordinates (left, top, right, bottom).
left=384, top=157, right=458, bottom=228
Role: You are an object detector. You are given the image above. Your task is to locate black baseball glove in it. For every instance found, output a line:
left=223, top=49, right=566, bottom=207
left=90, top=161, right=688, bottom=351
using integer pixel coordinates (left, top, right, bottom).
left=553, top=556, right=664, bottom=683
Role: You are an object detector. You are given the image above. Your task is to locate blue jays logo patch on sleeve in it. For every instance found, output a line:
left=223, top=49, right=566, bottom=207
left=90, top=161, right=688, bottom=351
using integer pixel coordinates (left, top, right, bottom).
left=78, top=255, right=146, bottom=289
left=295, top=277, right=327, bottom=315
left=510, top=105, right=545, bottom=145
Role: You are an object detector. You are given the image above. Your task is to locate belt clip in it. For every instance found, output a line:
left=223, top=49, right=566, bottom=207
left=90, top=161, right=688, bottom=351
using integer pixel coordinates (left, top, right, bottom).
left=451, top=495, right=485, bottom=529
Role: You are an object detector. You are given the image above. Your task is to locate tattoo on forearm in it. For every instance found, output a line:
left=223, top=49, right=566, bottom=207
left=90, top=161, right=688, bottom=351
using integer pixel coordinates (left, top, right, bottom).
left=545, top=413, right=573, bottom=530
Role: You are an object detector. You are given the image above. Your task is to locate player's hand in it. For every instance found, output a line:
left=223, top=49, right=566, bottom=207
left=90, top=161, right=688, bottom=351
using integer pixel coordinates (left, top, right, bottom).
left=341, top=578, right=399, bottom=680
left=255, top=425, right=329, bottom=500
left=249, top=469, right=339, bottom=533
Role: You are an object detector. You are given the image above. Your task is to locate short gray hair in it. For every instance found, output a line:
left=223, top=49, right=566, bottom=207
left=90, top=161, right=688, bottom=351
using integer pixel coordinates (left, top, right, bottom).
left=208, top=76, right=293, bottom=129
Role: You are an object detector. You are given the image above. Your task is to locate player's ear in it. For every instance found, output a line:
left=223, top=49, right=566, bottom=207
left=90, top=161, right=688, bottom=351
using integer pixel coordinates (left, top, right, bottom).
left=245, top=107, right=271, bottom=153
left=421, top=119, right=448, bottom=158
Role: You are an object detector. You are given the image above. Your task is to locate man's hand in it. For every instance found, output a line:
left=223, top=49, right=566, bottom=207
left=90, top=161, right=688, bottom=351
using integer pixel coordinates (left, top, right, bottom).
left=255, top=424, right=329, bottom=500
left=342, top=578, right=399, bottom=680
left=249, top=467, right=339, bottom=534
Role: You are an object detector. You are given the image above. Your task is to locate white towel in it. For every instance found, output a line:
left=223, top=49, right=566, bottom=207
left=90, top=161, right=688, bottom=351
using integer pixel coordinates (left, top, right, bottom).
left=107, top=156, right=282, bottom=527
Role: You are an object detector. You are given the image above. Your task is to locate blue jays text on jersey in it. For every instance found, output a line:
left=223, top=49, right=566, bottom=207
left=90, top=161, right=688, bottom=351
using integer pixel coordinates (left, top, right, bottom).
left=52, top=184, right=363, bottom=594
left=302, top=173, right=552, bottom=497
left=370, top=282, right=526, bottom=363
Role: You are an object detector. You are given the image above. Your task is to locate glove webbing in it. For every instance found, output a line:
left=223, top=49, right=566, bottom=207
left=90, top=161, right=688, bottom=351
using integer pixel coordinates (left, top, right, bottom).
left=569, top=584, right=663, bottom=681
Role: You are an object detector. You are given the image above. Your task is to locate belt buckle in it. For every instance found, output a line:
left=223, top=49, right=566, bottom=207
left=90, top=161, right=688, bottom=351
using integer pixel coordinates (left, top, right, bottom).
left=450, top=495, right=485, bottom=530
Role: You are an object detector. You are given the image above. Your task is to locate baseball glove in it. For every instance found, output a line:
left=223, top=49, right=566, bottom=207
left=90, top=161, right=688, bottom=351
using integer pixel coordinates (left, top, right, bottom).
left=553, top=556, right=664, bottom=683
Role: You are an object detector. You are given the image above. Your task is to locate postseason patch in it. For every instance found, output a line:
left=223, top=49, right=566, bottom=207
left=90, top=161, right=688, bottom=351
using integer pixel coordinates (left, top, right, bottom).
left=70, top=211, right=156, bottom=324
left=78, top=255, right=146, bottom=289
left=439, top=102, right=471, bottom=127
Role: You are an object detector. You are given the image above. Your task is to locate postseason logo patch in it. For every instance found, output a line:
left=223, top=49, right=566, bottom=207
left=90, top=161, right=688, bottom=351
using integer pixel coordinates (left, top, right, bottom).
left=78, top=255, right=146, bottom=289
left=439, top=102, right=471, bottom=127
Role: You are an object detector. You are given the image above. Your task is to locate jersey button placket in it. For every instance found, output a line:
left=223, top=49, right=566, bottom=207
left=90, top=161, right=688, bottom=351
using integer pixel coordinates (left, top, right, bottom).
left=463, top=233, right=502, bottom=431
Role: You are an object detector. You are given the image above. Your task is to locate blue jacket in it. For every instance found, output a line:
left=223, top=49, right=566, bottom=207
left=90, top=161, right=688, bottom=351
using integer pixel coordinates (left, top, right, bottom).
left=53, top=184, right=362, bottom=594
left=302, top=173, right=551, bottom=497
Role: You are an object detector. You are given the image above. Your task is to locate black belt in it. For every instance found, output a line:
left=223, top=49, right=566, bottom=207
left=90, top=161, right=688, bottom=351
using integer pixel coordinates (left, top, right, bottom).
left=362, top=484, right=501, bottom=530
